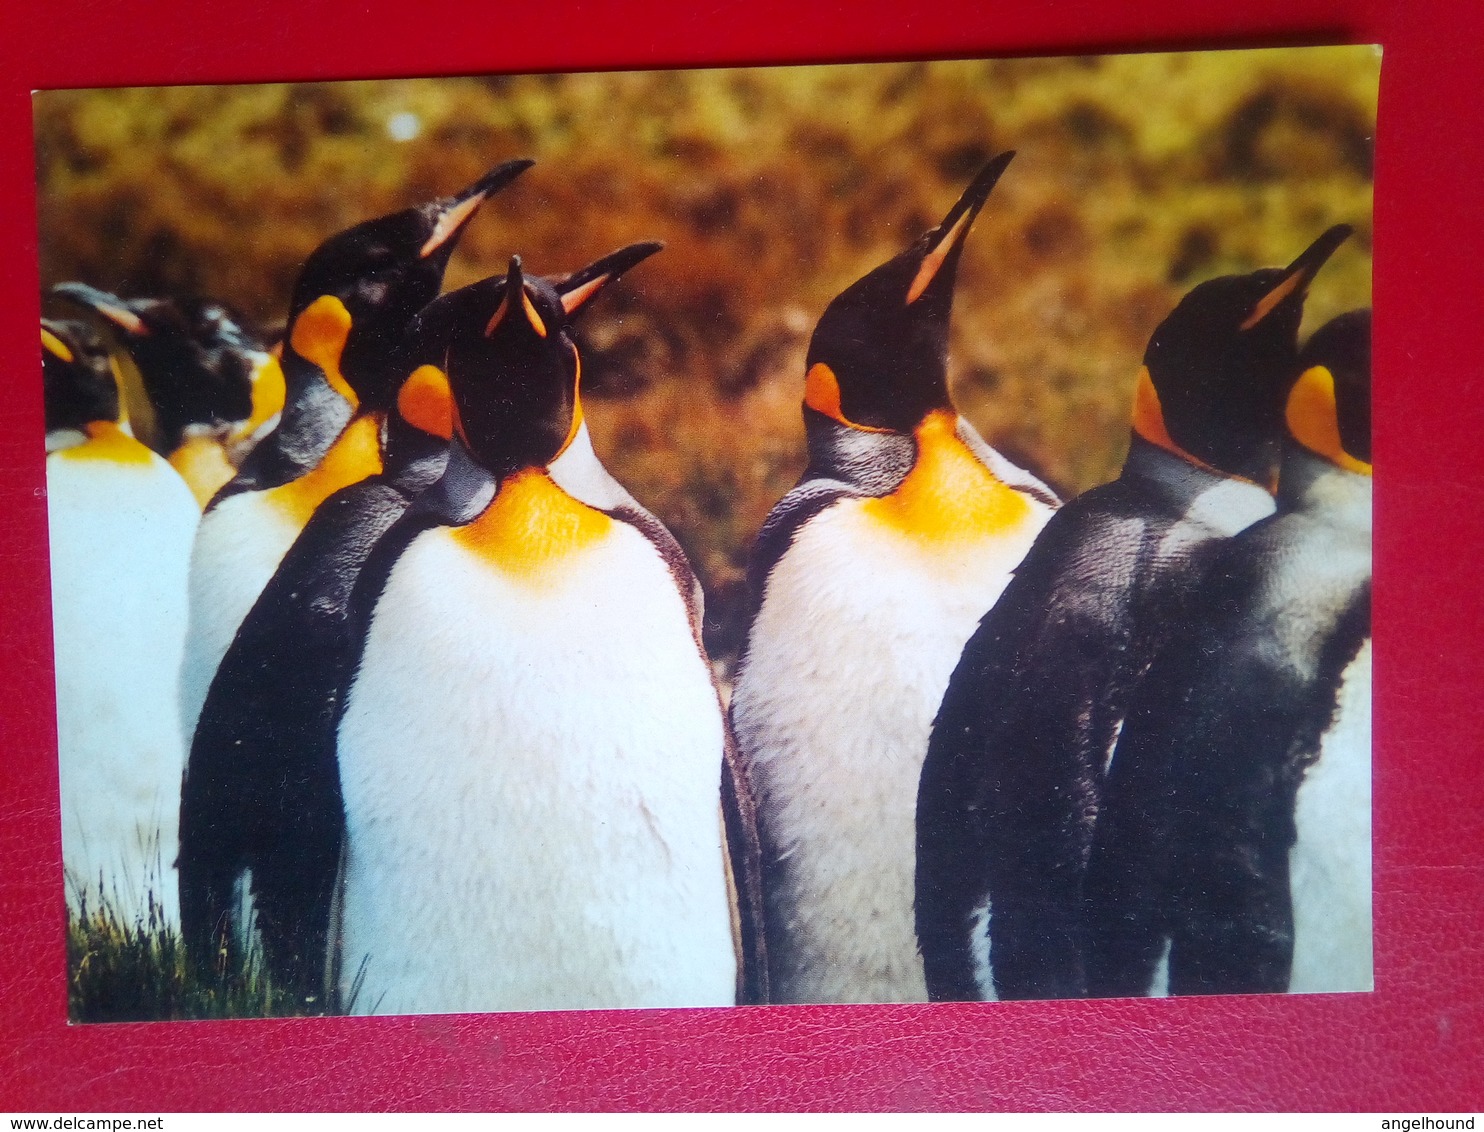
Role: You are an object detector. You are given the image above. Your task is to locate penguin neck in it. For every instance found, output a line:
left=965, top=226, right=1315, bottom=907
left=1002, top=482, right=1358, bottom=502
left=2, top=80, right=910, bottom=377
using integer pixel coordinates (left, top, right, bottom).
left=1277, top=440, right=1372, bottom=527
left=859, top=409, right=1033, bottom=544
left=1122, top=434, right=1276, bottom=536
left=453, top=464, right=613, bottom=582
left=264, top=410, right=385, bottom=528
left=168, top=430, right=236, bottom=509
left=50, top=420, right=153, bottom=465
left=382, top=413, right=450, bottom=495
left=265, top=363, right=359, bottom=477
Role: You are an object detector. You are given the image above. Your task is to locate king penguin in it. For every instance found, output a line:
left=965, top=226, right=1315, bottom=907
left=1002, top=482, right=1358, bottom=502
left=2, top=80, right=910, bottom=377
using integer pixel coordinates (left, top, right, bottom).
left=177, top=159, right=532, bottom=749
left=51, top=283, right=285, bottom=507
left=179, top=340, right=456, bottom=1004
left=728, top=153, right=1060, bottom=1005
left=916, top=224, right=1353, bottom=1001
left=333, top=249, right=753, bottom=1015
left=1081, top=309, right=1373, bottom=997
left=43, top=318, right=200, bottom=930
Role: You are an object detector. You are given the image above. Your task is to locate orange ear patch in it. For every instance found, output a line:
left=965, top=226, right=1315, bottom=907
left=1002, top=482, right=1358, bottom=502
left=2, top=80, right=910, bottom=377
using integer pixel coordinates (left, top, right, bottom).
left=289, top=294, right=358, bottom=409
left=1130, top=366, right=1229, bottom=476
left=804, top=362, right=891, bottom=434
left=1286, top=365, right=1372, bottom=476
left=397, top=365, right=454, bottom=440
left=452, top=468, right=611, bottom=582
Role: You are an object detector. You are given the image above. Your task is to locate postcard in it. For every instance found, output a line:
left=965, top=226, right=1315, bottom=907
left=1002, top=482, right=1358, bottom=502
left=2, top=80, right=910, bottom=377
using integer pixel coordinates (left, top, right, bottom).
left=34, top=44, right=1376, bottom=1022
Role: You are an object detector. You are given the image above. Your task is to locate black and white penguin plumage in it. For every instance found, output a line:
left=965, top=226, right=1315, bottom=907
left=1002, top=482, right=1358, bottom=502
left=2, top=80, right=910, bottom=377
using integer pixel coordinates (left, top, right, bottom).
left=728, top=154, right=1060, bottom=1004
left=43, top=318, right=199, bottom=930
left=177, top=159, right=532, bottom=749
left=52, top=282, right=283, bottom=507
left=333, top=249, right=754, bottom=1014
left=1082, top=309, right=1372, bottom=997
left=916, top=225, right=1353, bottom=1001
left=178, top=350, right=456, bottom=1004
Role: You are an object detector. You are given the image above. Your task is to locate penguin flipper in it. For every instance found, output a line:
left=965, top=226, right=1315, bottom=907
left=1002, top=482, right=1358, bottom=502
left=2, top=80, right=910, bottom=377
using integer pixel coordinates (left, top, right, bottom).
left=721, top=723, right=770, bottom=1004
left=181, top=476, right=417, bottom=1005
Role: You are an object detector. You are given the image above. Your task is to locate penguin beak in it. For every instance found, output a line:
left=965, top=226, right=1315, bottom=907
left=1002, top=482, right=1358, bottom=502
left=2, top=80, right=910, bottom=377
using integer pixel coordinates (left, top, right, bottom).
left=484, top=256, right=547, bottom=338
left=1240, top=223, right=1354, bottom=331
left=557, top=240, right=665, bottom=315
left=906, top=150, right=1016, bottom=305
left=52, top=282, right=150, bottom=336
left=419, top=157, right=535, bottom=260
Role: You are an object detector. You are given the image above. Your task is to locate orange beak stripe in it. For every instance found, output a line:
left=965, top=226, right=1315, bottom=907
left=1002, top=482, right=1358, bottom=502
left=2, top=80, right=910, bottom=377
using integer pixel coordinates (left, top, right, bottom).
left=41, top=326, right=73, bottom=363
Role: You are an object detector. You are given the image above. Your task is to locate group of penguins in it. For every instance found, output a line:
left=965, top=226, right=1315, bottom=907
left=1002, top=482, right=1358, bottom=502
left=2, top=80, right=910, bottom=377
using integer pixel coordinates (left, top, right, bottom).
left=43, top=148, right=1371, bottom=1015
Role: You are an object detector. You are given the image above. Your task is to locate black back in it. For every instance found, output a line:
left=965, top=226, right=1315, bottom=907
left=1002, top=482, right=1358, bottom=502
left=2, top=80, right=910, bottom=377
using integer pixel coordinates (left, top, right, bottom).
left=1082, top=477, right=1371, bottom=995
left=178, top=383, right=451, bottom=1007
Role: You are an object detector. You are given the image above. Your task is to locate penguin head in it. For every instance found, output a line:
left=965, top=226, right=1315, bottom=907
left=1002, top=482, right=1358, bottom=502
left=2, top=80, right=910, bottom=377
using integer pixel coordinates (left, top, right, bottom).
left=413, top=242, right=663, bottom=480
left=1136, top=224, right=1353, bottom=482
left=804, top=152, right=1015, bottom=434
left=1287, top=308, right=1371, bottom=471
left=41, top=318, right=119, bottom=434
left=51, top=283, right=259, bottom=445
left=281, top=158, right=534, bottom=414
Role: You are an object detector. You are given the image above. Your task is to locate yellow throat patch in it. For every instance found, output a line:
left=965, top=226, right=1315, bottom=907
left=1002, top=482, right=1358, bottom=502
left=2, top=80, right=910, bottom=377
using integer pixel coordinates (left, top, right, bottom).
left=169, top=435, right=235, bottom=508
left=452, top=468, right=612, bottom=582
left=861, top=409, right=1033, bottom=545
left=264, top=412, right=384, bottom=529
left=54, top=420, right=154, bottom=466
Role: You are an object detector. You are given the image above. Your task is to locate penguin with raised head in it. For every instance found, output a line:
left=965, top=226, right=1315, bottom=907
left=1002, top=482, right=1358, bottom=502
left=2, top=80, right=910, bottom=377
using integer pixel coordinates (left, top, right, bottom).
left=728, top=153, right=1059, bottom=1004
left=43, top=317, right=200, bottom=930
left=51, top=282, right=284, bottom=507
left=916, top=225, right=1353, bottom=1002
left=1082, top=309, right=1373, bottom=997
left=178, top=159, right=532, bottom=748
left=334, top=248, right=751, bottom=1014
left=178, top=346, right=455, bottom=1004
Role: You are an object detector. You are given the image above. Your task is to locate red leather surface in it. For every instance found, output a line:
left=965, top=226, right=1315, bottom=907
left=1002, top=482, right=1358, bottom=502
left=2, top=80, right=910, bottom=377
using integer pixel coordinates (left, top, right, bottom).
left=2, top=0, right=1481, bottom=1112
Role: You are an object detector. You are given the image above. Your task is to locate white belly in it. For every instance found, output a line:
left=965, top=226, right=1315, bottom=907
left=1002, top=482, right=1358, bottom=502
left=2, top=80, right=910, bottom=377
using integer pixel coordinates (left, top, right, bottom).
left=336, top=523, right=736, bottom=1015
left=1289, top=639, right=1372, bottom=993
left=48, top=453, right=198, bottom=930
left=732, top=498, right=1047, bottom=1003
left=179, top=492, right=302, bottom=746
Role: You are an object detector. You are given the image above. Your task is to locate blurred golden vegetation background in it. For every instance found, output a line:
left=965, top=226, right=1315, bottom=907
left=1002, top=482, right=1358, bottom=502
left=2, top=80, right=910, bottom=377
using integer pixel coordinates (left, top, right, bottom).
left=35, top=49, right=1377, bottom=661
